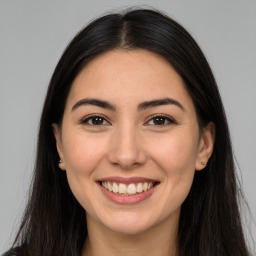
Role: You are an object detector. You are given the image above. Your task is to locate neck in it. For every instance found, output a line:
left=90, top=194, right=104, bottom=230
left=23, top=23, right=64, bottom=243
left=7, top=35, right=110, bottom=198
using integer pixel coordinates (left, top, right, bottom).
left=83, top=213, right=179, bottom=256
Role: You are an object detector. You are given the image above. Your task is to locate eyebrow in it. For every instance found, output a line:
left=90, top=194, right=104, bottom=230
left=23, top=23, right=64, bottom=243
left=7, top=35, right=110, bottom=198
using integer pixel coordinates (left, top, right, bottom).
left=138, top=98, right=185, bottom=111
left=72, top=98, right=116, bottom=111
left=71, top=97, right=185, bottom=112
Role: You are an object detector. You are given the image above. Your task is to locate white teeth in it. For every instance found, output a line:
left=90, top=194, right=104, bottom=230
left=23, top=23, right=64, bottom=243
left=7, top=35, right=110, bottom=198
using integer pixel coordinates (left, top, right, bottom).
left=136, top=183, right=143, bottom=193
left=148, top=182, right=153, bottom=189
left=112, top=182, right=118, bottom=193
left=127, top=184, right=136, bottom=195
left=119, top=183, right=127, bottom=194
left=102, top=181, right=107, bottom=189
left=101, top=181, right=156, bottom=195
left=107, top=182, right=113, bottom=192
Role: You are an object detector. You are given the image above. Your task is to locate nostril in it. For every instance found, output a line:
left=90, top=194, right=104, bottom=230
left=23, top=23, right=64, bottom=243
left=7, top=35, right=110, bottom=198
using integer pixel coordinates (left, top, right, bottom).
left=107, top=148, right=147, bottom=169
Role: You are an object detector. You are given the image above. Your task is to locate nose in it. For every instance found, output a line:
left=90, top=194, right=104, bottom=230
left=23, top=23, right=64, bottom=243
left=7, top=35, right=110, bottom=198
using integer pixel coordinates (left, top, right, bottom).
left=107, top=124, right=147, bottom=169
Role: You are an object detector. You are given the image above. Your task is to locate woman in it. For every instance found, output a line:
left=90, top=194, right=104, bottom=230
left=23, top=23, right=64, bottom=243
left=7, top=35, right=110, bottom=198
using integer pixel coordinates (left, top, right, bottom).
left=4, top=8, right=251, bottom=256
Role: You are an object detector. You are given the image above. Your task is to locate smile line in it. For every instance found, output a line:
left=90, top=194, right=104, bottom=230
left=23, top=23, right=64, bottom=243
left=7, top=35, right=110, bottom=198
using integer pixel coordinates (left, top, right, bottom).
left=100, top=181, right=159, bottom=195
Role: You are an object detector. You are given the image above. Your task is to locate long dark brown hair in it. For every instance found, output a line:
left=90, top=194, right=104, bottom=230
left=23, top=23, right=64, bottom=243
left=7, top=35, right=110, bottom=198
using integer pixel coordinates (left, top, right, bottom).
left=11, top=8, right=251, bottom=256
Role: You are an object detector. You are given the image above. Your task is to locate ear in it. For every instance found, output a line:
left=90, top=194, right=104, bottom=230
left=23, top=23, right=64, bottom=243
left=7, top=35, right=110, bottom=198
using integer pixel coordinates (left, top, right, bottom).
left=195, top=122, right=215, bottom=171
left=52, top=123, right=66, bottom=170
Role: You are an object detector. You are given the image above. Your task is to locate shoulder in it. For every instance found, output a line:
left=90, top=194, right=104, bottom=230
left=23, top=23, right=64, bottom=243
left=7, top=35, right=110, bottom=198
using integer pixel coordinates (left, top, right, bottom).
left=1, top=247, right=21, bottom=256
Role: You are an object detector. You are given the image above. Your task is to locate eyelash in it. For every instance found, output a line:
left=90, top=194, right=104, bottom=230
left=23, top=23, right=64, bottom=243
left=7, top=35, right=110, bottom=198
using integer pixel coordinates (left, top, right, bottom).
left=81, top=115, right=110, bottom=126
left=81, top=114, right=176, bottom=127
left=145, top=114, right=176, bottom=126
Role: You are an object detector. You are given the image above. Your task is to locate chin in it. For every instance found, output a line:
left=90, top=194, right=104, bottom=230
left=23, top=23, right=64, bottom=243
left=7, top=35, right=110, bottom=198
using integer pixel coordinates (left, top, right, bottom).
left=98, top=211, right=159, bottom=235
left=106, top=222, right=151, bottom=235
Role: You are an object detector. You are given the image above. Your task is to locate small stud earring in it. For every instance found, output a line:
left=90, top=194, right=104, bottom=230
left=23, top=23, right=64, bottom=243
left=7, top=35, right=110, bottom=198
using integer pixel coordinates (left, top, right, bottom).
left=201, top=161, right=206, bottom=165
left=59, top=159, right=62, bottom=164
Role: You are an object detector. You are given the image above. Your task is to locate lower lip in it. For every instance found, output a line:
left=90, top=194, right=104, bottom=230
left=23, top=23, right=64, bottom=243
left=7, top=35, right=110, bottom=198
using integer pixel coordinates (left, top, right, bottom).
left=98, top=183, right=158, bottom=205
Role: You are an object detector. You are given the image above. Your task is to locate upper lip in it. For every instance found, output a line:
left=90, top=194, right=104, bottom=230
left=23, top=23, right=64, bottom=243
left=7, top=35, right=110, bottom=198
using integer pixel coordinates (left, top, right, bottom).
left=98, top=176, right=160, bottom=184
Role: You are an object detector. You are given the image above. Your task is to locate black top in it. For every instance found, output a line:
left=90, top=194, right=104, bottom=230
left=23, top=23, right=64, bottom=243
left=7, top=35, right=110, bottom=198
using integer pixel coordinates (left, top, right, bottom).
left=1, top=247, right=20, bottom=256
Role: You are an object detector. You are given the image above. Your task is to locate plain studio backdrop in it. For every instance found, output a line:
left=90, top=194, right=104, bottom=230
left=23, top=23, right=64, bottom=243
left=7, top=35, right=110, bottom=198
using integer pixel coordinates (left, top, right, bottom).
left=0, top=0, right=255, bottom=253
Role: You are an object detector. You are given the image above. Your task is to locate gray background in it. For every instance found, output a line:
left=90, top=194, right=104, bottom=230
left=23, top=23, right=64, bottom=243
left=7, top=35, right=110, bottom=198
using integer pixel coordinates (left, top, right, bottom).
left=0, top=0, right=255, bottom=253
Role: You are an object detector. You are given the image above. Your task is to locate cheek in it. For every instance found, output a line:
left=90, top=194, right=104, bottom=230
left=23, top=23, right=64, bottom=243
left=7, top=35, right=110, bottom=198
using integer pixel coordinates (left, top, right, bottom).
left=150, top=131, right=199, bottom=173
left=62, top=132, right=107, bottom=175
left=61, top=132, right=108, bottom=206
left=61, top=136, right=108, bottom=219
left=149, top=131, right=198, bottom=202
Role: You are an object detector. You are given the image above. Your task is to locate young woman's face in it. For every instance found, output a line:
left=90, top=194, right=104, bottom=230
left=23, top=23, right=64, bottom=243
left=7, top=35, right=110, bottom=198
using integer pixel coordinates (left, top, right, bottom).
left=53, top=50, right=214, bottom=235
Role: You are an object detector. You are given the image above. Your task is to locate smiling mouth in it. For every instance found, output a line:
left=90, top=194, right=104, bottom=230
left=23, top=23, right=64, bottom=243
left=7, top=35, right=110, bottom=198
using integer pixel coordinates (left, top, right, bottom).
left=100, top=181, right=158, bottom=195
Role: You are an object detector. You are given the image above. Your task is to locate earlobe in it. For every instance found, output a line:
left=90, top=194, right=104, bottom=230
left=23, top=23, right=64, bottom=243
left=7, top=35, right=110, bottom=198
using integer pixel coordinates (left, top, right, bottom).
left=195, top=122, right=215, bottom=171
left=52, top=123, right=66, bottom=170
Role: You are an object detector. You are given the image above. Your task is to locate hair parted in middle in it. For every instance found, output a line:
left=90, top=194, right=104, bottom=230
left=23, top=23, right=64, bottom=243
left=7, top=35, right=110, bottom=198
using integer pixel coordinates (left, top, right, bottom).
left=13, top=8, right=249, bottom=256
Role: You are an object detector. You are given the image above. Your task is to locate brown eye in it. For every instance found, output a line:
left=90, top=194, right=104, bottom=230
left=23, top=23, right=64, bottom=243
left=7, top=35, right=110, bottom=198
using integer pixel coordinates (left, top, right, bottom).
left=153, top=117, right=166, bottom=125
left=146, top=115, right=175, bottom=126
left=92, top=117, right=104, bottom=125
left=82, top=116, right=109, bottom=126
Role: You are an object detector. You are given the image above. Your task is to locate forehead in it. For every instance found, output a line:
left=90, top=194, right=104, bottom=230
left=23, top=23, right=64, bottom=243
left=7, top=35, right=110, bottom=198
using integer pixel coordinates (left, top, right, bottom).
left=67, top=49, right=194, bottom=110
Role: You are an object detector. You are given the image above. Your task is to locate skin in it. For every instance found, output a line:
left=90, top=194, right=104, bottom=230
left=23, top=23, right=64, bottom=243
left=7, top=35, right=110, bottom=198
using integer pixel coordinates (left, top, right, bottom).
left=53, top=49, right=215, bottom=256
